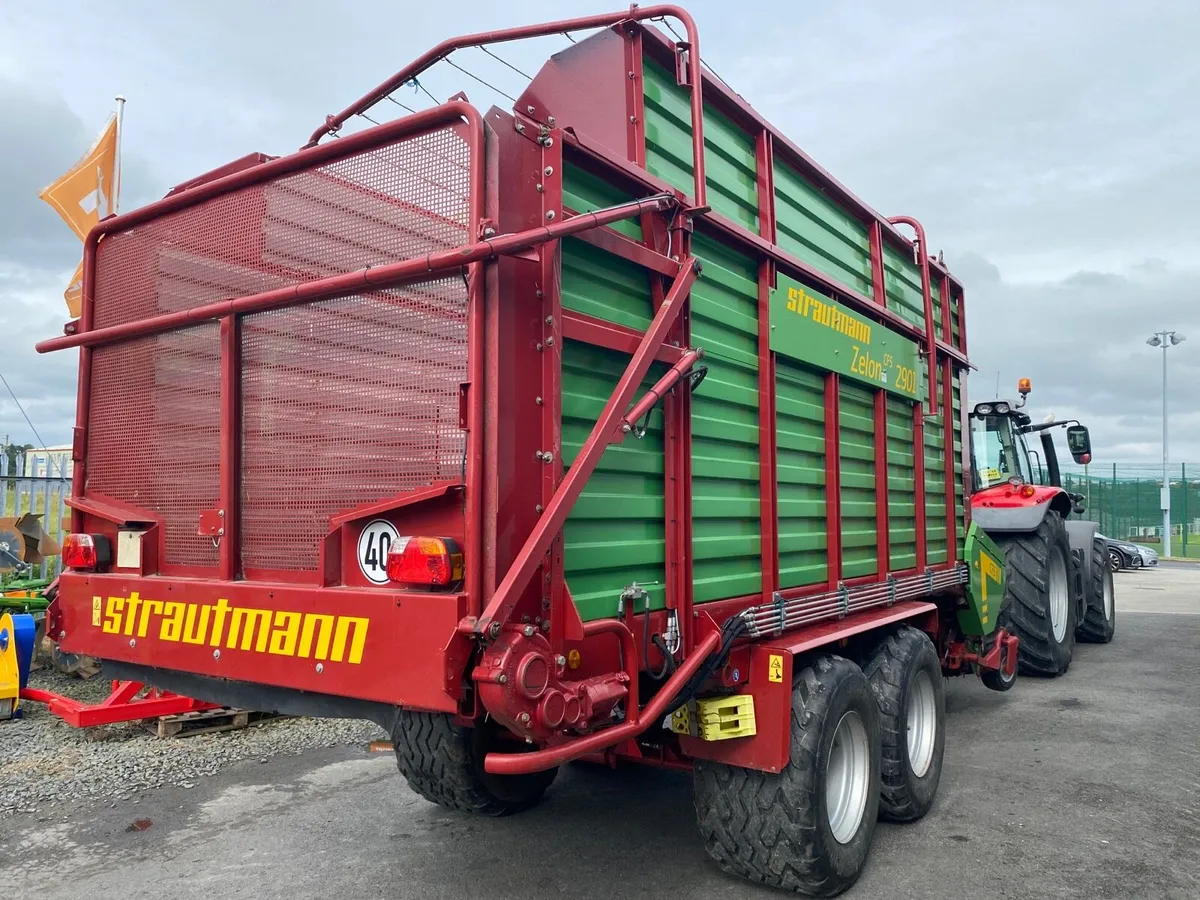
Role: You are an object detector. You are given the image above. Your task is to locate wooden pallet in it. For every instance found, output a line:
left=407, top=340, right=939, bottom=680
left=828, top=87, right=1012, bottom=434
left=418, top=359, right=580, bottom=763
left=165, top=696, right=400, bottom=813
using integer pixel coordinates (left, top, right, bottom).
left=148, top=707, right=279, bottom=739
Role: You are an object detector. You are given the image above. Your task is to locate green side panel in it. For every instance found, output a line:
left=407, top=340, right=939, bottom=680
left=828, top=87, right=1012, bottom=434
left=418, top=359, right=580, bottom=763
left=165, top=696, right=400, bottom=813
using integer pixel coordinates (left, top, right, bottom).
left=952, top=374, right=966, bottom=558
left=689, top=232, right=762, bottom=602
left=882, top=243, right=926, bottom=328
left=562, top=164, right=641, bottom=240
left=642, top=58, right=759, bottom=231
left=774, top=161, right=872, bottom=297
left=560, top=235, right=653, bottom=331
left=839, top=380, right=878, bottom=578
left=961, top=522, right=1006, bottom=636
left=950, top=291, right=962, bottom=349
left=886, top=395, right=917, bottom=571
left=775, top=360, right=827, bottom=588
left=924, top=363, right=949, bottom=565
left=561, top=340, right=667, bottom=621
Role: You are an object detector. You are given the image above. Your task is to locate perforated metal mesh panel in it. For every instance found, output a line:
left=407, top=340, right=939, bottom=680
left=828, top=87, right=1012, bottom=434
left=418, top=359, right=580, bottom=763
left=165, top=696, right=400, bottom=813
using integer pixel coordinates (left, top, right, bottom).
left=91, top=127, right=471, bottom=330
left=87, top=326, right=222, bottom=568
left=85, top=124, right=473, bottom=574
left=241, top=281, right=468, bottom=571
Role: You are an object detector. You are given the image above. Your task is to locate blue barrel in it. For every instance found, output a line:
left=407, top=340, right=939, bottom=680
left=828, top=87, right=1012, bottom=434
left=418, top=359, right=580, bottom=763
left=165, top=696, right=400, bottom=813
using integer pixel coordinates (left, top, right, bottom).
left=10, top=613, right=36, bottom=689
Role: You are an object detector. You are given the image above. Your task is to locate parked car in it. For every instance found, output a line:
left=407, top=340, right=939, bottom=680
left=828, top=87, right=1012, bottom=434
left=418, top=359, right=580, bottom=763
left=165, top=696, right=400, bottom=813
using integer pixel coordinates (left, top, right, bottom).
left=1102, top=536, right=1159, bottom=571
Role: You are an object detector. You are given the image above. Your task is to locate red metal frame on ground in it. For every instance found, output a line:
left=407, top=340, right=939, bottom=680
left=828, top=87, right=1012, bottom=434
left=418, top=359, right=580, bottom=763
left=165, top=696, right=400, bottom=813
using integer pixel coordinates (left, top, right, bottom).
left=20, top=681, right=218, bottom=728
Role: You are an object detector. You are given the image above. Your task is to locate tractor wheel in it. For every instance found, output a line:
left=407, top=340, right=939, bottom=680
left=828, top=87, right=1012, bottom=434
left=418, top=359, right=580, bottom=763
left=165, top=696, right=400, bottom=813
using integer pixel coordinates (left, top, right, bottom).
left=992, top=510, right=1076, bottom=677
left=391, top=711, right=557, bottom=816
left=979, top=631, right=1018, bottom=692
left=694, top=655, right=881, bottom=897
left=1076, top=536, right=1116, bottom=643
left=862, top=627, right=945, bottom=822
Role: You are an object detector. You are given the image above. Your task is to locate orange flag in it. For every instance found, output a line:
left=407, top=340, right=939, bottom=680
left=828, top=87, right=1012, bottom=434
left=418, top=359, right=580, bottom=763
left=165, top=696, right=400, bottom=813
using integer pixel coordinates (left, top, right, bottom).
left=39, top=113, right=119, bottom=318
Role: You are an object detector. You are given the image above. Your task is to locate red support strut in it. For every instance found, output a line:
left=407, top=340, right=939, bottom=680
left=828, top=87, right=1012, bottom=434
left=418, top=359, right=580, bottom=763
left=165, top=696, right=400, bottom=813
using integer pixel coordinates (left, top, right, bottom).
left=472, top=257, right=701, bottom=637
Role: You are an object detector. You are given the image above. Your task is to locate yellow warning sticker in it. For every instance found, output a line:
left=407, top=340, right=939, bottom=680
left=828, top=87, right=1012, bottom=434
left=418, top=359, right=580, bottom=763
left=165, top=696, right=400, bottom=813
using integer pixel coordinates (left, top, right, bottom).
left=92, top=595, right=102, bottom=627
left=768, top=653, right=784, bottom=683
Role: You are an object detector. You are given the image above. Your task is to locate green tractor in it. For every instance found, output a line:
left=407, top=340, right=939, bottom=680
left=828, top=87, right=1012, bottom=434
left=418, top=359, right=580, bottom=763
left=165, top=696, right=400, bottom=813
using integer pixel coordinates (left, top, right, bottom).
left=969, top=379, right=1116, bottom=677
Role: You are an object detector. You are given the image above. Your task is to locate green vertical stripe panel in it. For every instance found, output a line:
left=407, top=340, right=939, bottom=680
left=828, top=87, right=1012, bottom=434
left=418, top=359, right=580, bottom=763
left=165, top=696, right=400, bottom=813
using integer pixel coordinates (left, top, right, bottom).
left=887, top=396, right=917, bottom=571
left=952, top=372, right=966, bottom=558
left=839, top=381, right=878, bottom=578
left=561, top=340, right=667, bottom=622
left=882, top=243, right=926, bottom=328
left=562, top=164, right=641, bottom=240
left=560, top=238, right=652, bottom=331
left=924, top=364, right=949, bottom=565
left=689, top=232, right=761, bottom=602
left=641, top=58, right=759, bottom=232
left=950, top=290, right=962, bottom=348
left=776, top=361, right=827, bottom=588
left=774, top=161, right=872, bottom=298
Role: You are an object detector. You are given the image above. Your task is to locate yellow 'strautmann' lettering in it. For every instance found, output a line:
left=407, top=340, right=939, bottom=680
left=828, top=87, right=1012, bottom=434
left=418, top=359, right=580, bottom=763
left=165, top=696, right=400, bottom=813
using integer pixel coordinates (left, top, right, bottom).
left=786, top=286, right=872, bottom=344
left=95, top=593, right=370, bottom=666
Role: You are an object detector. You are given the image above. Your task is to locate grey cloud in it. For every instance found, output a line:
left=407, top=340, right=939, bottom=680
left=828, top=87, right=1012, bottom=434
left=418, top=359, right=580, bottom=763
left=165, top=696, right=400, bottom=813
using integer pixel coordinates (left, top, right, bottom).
left=0, top=76, right=161, bottom=269
left=0, top=1, right=1197, bottom=463
left=956, top=255, right=1200, bottom=461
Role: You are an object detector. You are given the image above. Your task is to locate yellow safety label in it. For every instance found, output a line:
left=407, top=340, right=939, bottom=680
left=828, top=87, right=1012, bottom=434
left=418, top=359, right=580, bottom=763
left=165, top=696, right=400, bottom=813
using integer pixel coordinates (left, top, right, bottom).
left=768, top=653, right=784, bottom=683
left=92, top=595, right=102, bottom=627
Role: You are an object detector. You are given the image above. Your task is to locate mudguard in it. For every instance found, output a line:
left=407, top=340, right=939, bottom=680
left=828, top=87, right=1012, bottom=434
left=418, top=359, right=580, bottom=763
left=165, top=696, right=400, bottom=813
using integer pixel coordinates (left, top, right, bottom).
left=969, top=499, right=1055, bottom=533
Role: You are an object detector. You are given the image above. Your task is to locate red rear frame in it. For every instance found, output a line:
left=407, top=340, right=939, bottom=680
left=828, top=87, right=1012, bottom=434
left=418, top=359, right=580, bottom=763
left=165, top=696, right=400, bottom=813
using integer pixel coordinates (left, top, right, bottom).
left=39, top=7, right=980, bottom=775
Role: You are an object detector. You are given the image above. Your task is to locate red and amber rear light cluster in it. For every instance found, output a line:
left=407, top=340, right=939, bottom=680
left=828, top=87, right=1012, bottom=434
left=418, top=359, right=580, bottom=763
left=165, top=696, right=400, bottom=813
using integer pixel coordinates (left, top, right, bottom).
left=62, top=533, right=112, bottom=571
left=386, top=536, right=463, bottom=588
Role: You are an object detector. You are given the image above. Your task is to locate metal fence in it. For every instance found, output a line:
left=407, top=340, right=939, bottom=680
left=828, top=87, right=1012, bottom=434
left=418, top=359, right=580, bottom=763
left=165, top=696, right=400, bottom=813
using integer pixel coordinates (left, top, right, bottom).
left=1, top=450, right=71, bottom=581
left=1061, top=463, right=1200, bottom=558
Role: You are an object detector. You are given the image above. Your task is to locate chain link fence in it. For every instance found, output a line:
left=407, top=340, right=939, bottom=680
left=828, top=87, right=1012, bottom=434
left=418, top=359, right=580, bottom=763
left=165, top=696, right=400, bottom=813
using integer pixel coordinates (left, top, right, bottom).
left=1061, top=463, right=1200, bottom=558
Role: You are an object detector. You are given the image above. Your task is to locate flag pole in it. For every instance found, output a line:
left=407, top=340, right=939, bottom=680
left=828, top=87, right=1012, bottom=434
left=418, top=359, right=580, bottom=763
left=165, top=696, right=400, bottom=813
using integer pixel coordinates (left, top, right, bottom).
left=113, top=95, right=126, bottom=216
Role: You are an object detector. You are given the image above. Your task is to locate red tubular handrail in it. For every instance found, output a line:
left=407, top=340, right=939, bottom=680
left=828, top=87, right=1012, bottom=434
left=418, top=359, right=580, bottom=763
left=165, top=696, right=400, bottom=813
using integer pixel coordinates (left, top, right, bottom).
left=36, top=193, right=675, bottom=354
left=305, top=4, right=707, bottom=209
left=484, top=629, right=720, bottom=775
left=887, top=215, right=939, bottom=417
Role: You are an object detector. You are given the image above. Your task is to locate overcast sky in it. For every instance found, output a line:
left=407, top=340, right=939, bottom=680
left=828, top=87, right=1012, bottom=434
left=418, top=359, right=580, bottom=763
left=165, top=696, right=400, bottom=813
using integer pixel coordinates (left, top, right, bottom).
left=1, top=0, right=1197, bottom=464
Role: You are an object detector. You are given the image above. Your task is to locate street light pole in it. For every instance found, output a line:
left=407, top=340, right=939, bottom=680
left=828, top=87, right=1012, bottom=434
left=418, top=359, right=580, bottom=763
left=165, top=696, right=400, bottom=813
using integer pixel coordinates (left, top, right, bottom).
left=1147, top=330, right=1186, bottom=557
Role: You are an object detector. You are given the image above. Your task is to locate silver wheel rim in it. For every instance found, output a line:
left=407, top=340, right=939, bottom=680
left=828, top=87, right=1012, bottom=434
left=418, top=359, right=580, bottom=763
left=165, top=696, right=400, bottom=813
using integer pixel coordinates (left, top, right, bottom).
left=1103, top=571, right=1114, bottom=622
left=1049, top=549, right=1069, bottom=642
left=907, top=671, right=937, bottom=778
left=826, top=711, right=870, bottom=844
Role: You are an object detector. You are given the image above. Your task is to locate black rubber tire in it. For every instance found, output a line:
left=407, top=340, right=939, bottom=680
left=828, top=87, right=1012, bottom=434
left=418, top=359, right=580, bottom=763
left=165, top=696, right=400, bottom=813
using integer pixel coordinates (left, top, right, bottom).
left=1077, top=536, right=1116, bottom=643
left=991, top=510, right=1076, bottom=677
left=862, top=627, right=945, bottom=822
left=979, top=632, right=1018, bottom=692
left=694, top=655, right=881, bottom=897
left=1108, top=549, right=1123, bottom=573
left=391, top=711, right=557, bottom=816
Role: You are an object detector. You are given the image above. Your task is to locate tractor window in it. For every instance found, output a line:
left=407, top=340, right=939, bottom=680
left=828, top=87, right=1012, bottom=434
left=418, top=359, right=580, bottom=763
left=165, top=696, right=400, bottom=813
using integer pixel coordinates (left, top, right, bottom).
left=971, top=415, right=1033, bottom=488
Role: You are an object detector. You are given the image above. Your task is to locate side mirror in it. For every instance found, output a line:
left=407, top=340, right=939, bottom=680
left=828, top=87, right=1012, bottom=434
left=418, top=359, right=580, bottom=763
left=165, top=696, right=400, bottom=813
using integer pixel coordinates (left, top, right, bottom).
left=1066, top=424, right=1092, bottom=464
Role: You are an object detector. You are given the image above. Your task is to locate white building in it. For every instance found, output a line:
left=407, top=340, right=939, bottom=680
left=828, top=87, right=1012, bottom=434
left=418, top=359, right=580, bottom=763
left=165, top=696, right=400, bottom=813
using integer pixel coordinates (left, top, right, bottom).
left=23, top=446, right=74, bottom=479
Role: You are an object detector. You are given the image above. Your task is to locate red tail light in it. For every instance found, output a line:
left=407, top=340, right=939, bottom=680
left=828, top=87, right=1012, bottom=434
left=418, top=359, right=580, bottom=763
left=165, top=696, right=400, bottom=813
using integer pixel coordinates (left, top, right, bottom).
left=386, top=537, right=463, bottom=587
left=63, top=534, right=112, bottom=571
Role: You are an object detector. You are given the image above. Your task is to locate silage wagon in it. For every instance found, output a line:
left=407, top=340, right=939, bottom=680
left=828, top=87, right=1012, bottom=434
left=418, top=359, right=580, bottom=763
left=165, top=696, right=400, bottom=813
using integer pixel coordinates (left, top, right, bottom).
left=38, top=7, right=1025, bottom=894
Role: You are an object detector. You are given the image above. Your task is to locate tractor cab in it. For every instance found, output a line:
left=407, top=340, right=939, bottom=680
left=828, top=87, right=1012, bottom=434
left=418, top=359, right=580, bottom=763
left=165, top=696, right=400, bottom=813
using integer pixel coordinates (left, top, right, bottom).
left=969, top=378, right=1092, bottom=505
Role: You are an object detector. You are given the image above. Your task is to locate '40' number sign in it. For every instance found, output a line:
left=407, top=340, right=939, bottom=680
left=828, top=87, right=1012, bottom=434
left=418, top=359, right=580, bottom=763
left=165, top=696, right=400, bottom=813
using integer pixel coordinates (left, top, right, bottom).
left=358, top=520, right=402, bottom=585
